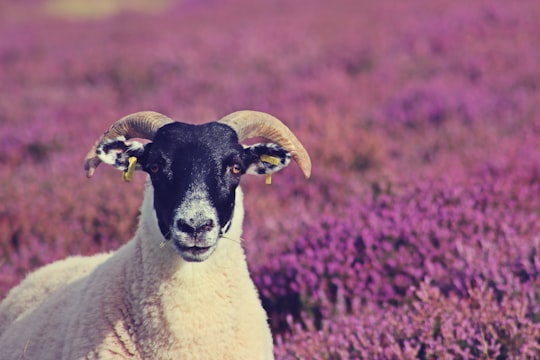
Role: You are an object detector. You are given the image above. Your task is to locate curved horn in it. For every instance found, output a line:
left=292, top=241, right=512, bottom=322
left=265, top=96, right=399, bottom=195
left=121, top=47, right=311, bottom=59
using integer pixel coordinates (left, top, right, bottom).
left=84, top=111, right=174, bottom=178
left=219, top=110, right=311, bottom=178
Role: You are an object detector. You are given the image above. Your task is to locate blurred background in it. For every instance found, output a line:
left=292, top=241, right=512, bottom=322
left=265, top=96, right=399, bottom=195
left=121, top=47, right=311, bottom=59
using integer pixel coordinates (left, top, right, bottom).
left=1, top=0, right=540, bottom=357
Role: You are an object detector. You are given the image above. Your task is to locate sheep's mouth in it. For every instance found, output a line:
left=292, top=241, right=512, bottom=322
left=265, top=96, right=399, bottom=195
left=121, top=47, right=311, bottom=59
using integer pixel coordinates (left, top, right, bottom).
left=174, top=242, right=216, bottom=262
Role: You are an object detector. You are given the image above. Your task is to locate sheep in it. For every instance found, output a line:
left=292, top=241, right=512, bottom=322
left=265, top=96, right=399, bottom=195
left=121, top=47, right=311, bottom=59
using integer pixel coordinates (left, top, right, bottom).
left=0, top=110, right=311, bottom=359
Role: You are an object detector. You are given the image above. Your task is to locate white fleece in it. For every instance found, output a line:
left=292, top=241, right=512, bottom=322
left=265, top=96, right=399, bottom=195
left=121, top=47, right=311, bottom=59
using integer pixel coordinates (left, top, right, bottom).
left=0, top=182, right=273, bottom=359
left=0, top=253, right=112, bottom=336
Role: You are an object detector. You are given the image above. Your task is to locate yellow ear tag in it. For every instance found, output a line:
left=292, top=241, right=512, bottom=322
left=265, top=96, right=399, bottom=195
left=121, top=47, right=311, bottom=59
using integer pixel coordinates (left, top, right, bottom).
left=122, top=157, right=137, bottom=182
left=260, top=154, right=280, bottom=166
left=260, top=155, right=280, bottom=185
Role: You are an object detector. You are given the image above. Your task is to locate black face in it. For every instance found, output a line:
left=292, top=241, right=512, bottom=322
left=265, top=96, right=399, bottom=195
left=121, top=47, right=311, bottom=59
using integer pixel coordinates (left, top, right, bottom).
left=94, top=118, right=293, bottom=261
left=140, top=122, right=245, bottom=262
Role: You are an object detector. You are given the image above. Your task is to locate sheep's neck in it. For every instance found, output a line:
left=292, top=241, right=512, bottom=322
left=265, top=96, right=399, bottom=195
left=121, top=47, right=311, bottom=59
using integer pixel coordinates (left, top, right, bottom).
left=125, top=182, right=249, bottom=356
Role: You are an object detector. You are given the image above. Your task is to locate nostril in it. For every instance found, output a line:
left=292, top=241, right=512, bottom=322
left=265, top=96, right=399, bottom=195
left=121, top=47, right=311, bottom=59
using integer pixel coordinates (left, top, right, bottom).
left=197, top=219, right=214, bottom=233
left=177, top=219, right=195, bottom=234
left=176, top=219, right=214, bottom=235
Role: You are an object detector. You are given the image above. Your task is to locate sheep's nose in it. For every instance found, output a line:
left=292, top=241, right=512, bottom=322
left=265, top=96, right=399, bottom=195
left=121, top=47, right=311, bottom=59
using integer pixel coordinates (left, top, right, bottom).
left=177, top=218, right=215, bottom=235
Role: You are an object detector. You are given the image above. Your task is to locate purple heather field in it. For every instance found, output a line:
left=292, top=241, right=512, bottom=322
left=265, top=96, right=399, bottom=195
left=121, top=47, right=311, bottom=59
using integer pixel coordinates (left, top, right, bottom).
left=1, top=0, right=540, bottom=358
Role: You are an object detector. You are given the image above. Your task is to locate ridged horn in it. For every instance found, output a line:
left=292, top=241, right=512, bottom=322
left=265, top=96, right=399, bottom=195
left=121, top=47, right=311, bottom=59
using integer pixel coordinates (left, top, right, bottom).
left=218, top=110, right=311, bottom=178
left=84, top=111, right=174, bottom=178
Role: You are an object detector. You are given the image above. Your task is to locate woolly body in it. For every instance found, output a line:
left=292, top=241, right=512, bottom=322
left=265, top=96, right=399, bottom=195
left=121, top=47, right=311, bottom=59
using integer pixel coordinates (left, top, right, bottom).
left=0, top=183, right=273, bottom=359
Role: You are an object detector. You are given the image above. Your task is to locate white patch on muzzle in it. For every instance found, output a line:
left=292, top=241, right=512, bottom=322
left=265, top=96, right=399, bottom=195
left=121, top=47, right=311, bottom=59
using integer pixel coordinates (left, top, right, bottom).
left=172, top=183, right=220, bottom=248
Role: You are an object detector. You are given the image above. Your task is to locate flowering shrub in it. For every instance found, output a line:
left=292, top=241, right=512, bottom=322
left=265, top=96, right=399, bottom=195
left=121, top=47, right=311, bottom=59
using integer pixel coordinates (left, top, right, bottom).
left=275, top=281, right=540, bottom=359
left=256, top=167, right=540, bottom=357
left=1, top=0, right=540, bottom=357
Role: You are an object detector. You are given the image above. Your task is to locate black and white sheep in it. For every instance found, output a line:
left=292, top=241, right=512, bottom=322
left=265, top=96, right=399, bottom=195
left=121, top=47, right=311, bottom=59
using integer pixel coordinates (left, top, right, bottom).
left=0, top=110, right=311, bottom=359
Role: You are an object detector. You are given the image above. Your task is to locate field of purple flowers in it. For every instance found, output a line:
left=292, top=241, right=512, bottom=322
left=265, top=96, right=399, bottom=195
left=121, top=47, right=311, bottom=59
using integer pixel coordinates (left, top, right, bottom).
left=1, top=0, right=540, bottom=358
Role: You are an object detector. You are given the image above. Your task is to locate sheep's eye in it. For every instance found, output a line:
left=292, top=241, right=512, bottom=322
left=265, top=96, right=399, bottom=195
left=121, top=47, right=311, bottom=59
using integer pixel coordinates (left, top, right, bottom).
left=230, top=164, right=242, bottom=175
left=149, top=163, right=160, bottom=174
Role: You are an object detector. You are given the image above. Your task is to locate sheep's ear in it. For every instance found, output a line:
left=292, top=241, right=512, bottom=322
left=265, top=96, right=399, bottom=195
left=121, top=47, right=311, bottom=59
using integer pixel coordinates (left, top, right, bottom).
left=96, top=136, right=147, bottom=172
left=243, top=143, right=291, bottom=176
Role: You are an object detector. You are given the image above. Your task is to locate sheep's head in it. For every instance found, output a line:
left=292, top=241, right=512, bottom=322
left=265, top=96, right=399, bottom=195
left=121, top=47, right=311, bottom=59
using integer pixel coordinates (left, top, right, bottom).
left=83, top=111, right=311, bottom=262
